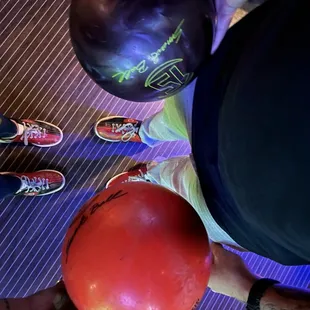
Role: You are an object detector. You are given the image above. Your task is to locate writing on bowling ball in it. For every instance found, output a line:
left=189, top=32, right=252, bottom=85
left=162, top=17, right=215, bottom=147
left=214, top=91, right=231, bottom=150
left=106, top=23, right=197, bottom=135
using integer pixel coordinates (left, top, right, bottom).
left=111, top=19, right=193, bottom=96
left=147, top=19, right=184, bottom=65
left=65, top=190, right=128, bottom=263
left=145, top=58, right=194, bottom=98
left=191, top=299, right=201, bottom=310
left=112, top=60, right=149, bottom=83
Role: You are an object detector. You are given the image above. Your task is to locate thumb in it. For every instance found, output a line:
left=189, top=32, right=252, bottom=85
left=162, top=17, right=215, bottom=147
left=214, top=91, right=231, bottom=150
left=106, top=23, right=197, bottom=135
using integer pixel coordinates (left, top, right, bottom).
left=210, top=242, right=224, bottom=260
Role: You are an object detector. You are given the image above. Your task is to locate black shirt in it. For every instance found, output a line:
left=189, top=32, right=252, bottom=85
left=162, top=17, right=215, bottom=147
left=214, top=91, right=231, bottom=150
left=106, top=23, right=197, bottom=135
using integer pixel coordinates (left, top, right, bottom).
left=192, top=0, right=310, bottom=265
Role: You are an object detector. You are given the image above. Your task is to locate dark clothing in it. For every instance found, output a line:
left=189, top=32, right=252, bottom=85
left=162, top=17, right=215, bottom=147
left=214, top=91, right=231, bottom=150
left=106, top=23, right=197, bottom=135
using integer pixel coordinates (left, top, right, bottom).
left=0, top=114, right=17, bottom=138
left=0, top=175, right=21, bottom=200
left=192, top=0, right=310, bottom=265
left=0, top=114, right=20, bottom=199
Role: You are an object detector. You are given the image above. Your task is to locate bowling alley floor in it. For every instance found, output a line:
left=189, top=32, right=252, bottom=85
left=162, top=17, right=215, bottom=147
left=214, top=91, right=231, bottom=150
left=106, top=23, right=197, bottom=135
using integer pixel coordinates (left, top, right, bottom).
left=0, top=1, right=309, bottom=309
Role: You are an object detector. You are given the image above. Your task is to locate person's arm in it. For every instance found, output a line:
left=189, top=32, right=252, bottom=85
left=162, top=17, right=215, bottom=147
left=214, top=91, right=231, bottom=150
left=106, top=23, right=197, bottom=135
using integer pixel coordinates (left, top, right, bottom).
left=208, top=243, right=310, bottom=310
left=212, top=0, right=268, bottom=53
left=259, top=284, right=310, bottom=310
left=212, top=0, right=248, bottom=53
left=0, top=282, right=77, bottom=310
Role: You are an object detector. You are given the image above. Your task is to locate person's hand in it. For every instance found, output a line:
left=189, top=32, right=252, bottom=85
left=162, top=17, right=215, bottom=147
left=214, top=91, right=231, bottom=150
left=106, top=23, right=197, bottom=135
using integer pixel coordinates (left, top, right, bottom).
left=26, top=281, right=76, bottom=310
left=208, top=243, right=259, bottom=302
left=212, top=0, right=247, bottom=53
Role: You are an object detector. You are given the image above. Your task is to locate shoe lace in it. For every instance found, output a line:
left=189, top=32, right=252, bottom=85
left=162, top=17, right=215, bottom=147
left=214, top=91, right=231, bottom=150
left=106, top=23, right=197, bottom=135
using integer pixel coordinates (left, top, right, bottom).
left=19, top=175, right=50, bottom=194
left=21, top=122, right=47, bottom=146
left=128, top=169, right=147, bottom=182
left=114, top=123, right=139, bottom=142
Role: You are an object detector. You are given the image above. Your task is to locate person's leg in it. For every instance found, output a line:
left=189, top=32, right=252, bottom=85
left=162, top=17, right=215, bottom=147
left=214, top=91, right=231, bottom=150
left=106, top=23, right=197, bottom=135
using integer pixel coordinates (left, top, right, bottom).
left=138, top=79, right=196, bottom=146
left=0, top=175, right=22, bottom=200
left=0, top=114, right=18, bottom=138
left=106, top=155, right=239, bottom=246
left=145, top=156, right=238, bottom=246
left=94, top=79, right=196, bottom=147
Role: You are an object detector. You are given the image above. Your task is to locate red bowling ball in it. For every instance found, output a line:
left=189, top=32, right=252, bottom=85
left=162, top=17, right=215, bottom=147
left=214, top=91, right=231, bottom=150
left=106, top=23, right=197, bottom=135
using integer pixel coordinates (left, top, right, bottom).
left=62, top=182, right=211, bottom=310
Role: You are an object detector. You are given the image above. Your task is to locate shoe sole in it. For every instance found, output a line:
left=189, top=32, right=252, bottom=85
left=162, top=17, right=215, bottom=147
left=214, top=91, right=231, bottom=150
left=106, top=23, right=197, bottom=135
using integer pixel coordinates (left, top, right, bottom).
left=0, top=170, right=66, bottom=197
left=106, top=168, right=150, bottom=189
left=94, top=115, right=138, bottom=143
left=105, top=171, right=128, bottom=188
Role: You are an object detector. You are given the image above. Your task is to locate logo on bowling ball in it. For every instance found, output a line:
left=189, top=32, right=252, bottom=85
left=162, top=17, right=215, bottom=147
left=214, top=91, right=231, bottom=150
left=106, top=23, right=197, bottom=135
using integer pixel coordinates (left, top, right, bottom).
left=145, top=58, right=194, bottom=99
left=112, top=19, right=194, bottom=98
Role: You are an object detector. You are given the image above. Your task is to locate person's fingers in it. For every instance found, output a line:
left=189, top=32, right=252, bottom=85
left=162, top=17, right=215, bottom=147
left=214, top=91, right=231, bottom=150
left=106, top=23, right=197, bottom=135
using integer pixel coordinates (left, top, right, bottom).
left=55, top=281, right=66, bottom=290
left=210, top=242, right=223, bottom=252
left=210, top=242, right=225, bottom=261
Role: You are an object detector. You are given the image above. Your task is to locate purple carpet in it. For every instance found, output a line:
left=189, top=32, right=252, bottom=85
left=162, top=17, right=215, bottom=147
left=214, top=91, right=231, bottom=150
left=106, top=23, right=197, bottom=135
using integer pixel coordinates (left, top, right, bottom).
left=0, top=1, right=309, bottom=309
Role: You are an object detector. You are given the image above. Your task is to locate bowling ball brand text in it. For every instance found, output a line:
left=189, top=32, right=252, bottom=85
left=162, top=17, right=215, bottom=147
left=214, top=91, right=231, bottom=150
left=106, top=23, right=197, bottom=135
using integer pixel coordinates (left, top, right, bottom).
left=112, top=19, right=186, bottom=83
left=65, top=190, right=128, bottom=263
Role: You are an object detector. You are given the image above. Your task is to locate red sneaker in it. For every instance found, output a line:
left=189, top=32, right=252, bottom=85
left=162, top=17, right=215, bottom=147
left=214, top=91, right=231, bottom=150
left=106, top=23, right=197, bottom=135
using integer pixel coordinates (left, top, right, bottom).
left=0, top=170, right=65, bottom=196
left=106, top=163, right=150, bottom=188
left=0, top=119, right=63, bottom=147
left=94, top=116, right=142, bottom=143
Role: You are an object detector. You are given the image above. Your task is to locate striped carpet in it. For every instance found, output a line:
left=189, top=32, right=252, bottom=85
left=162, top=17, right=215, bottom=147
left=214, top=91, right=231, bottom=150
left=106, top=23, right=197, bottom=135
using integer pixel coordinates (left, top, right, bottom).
left=0, top=1, right=309, bottom=309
